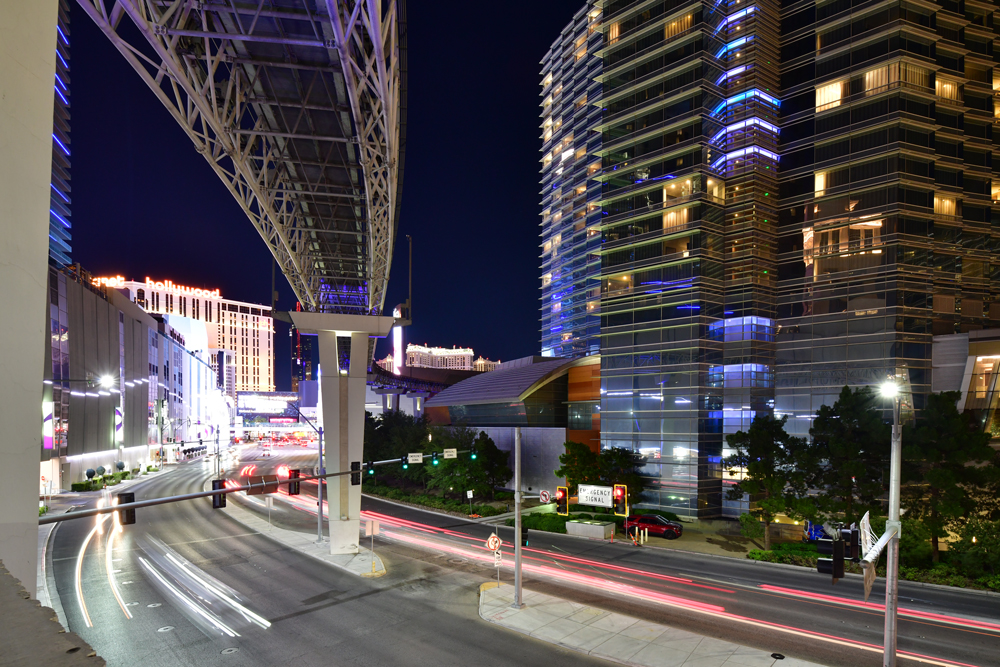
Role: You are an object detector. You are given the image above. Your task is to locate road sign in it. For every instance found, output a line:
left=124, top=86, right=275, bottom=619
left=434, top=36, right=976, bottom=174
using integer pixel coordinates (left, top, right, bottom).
left=578, top=484, right=613, bottom=508
left=246, top=474, right=279, bottom=495
left=539, top=490, right=551, bottom=503
left=407, top=452, right=423, bottom=464
left=444, top=448, right=457, bottom=459
left=365, top=519, right=380, bottom=536
left=486, top=533, right=502, bottom=551
left=494, top=550, right=502, bottom=567
left=467, top=490, right=474, bottom=499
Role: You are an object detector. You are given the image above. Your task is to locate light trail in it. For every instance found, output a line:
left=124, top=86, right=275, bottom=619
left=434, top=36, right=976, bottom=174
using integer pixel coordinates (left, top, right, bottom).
left=378, top=526, right=984, bottom=667
left=104, top=497, right=132, bottom=620
left=137, top=557, right=241, bottom=638
left=75, top=514, right=108, bottom=628
left=759, top=585, right=1000, bottom=634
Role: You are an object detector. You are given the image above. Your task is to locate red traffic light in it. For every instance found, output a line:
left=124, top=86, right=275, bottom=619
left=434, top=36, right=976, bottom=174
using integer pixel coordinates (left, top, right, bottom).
left=555, top=488, right=565, bottom=500
left=614, top=487, right=624, bottom=498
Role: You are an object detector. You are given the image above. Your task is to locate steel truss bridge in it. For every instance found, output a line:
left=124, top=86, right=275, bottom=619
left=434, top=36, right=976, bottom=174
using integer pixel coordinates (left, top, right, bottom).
left=77, top=0, right=406, bottom=315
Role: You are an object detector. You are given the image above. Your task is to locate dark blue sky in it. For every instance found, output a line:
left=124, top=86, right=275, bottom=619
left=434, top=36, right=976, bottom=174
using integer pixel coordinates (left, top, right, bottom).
left=69, top=1, right=585, bottom=389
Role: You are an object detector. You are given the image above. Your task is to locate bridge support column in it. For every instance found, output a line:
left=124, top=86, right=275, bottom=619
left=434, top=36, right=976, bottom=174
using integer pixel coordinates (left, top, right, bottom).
left=408, top=392, right=430, bottom=419
left=290, top=313, right=395, bottom=555
left=0, top=0, right=59, bottom=598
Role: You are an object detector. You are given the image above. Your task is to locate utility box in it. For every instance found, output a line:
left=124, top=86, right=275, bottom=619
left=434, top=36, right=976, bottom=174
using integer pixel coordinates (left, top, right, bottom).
left=566, top=520, right=614, bottom=540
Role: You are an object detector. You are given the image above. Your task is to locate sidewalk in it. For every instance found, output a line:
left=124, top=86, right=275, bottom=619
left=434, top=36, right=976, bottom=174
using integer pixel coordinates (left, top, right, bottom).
left=217, top=486, right=386, bottom=578
left=478, top=583, right=825, bottom=667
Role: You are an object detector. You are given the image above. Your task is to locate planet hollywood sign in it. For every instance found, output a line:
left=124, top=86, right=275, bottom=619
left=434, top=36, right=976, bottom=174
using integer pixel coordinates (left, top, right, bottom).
left=91, top=275, right=222, bottom=299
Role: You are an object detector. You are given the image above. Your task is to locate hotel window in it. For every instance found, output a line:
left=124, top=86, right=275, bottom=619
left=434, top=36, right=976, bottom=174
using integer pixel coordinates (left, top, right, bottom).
left=899, top=63, right=930, bottom=89
left=706, top=178, right=724, bottom=201
left=608, top=22, right=619, bottom=45
left=665, top=15, right=692, bottom=40
left=542, top=273, right=552, bottom=287
left=816, top=80, right=845, bottom=111
left=864, top=64, right=897, bottom=95
left=814, top=171, right=827, bottom=197
left=992, top=181, right=1000, bottom=203
left=663, top=207, right=690, bottom=230
left=935, top=76, right=961, bottom=103
left=934, top=194, right=957, bottom=217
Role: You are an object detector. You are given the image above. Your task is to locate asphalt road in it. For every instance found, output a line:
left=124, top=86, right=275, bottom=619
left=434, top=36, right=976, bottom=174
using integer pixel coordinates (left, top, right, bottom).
left=48, top=456, right=609, bottom=667
left=50, top=446, right=1000, bottom=667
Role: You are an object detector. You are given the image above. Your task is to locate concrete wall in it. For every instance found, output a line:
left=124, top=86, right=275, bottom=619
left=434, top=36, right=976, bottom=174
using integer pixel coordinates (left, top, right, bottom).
left=0, top=0, right=60, bottom=598
left=476, top=427, right=567, bottom=495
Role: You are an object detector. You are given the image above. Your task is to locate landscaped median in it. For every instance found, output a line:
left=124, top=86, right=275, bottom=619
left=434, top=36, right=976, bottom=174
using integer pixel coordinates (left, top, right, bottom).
left=745, top=541, right=1000, bottom=593
left=362, top=482, right=508, bottom=517
left=503, top=508, right=683, bottom=535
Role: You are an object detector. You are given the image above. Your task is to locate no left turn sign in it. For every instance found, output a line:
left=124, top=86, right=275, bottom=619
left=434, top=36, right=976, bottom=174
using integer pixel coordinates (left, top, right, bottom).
left=539, top=490, right=551, bottom=503
left=486, top=533, right=502, bottom=551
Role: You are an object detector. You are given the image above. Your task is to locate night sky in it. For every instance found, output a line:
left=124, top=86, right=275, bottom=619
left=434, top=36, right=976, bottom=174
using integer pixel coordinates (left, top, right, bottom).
left=68, top=1, right=586, bottom=390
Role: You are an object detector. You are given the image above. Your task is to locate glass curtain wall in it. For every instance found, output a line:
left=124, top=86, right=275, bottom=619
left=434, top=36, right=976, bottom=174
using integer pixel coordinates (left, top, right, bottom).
left=540, top=3, right=605, bottom=359
left=596, top=0, right=780, bottom=518
left=775, top=0, right=1000, bottom=437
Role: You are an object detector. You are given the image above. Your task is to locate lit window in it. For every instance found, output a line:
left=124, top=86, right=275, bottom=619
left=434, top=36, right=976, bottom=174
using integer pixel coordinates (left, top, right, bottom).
left=663, top=207, right=689, bottom=230
left=814, top=171, right=827, bottom=197
left=936, top=77, right=960, bottom=101
left=552, top=302, right=562, bottom=313
left=864, top=64, right=898, bottom=94
left=816, top=80, right=844, bottom=111
left=665, top=15, right=692, bottom=40
left=608, top=23, right=619, bottom=44
left=934, top=194, right=957, bottom=217
left=542, top=273, right=552, bottom=287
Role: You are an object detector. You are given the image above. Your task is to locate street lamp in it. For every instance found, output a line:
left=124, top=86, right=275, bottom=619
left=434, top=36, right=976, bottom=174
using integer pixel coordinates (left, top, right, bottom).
left=879, top=379, right=902, bottom=667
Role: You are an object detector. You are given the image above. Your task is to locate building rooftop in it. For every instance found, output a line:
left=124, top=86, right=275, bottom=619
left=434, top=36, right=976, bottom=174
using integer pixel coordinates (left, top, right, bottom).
left=425, top=356, right=574, bottom=407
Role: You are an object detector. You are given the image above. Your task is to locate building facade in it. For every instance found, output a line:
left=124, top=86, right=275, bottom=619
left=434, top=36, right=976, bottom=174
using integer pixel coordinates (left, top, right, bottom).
left=94, top=276, right=275, bottom=393
left=539, top=2, right=605, bottom=359
left=555, top=0, right=1000, bottom=519
left=42, top=265, right=227, bottom=489
left=406, top=344, right=476, bottom=370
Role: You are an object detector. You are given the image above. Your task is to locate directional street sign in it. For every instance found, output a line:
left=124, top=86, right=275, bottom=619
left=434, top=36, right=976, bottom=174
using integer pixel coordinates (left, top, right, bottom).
left=486, top=533, right=502, bottom=552
left=467, top=490, right=474, bottom=499
left=407, top=452, right=423, bottom=464
left=494, top=550, right=502, bottom=568
left=539, top=490, right=551, bottom=503
left=443, top=448, right=457, bottom=459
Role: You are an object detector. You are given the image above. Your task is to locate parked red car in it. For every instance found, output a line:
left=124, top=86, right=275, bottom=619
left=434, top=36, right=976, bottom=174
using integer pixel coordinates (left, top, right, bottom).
left=624, top=514, right=683, bottom=539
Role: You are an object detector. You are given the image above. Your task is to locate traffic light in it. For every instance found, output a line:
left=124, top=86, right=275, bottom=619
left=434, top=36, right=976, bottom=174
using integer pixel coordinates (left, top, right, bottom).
left=842, top=527, right=860, bottom=561
left=817, top=538, right=845, bottom=583
left=400, top=455, right=408, bottom=470
left=211, top=479, right=227, bottom=508
left=431, top=451, right=439, bottom=465
left=288, top=469, right=300, bottom=495
left=556, top=486, right=569, bottom=516
left=117, top=491, right=136, bottom=525
left=520, top=523, right=529, bottom=547
left=367, top=460, right=375, bottom=476
left=470, top=446, right=477, bottom=460
left=613, top=484, right=628, bottom=516
left=351, top=461, right=361, bottom=486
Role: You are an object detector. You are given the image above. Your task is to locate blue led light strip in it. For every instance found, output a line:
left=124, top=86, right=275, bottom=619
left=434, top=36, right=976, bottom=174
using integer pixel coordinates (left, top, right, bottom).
left=714, top=35, right=752, bottom=60
left=711, top=89, right=780, bottom=117
left=715, top=65, right=748, bottom=86
left=710, top=146, right=779, bottom=171
left=714, top=6, right=757, bottom=34
left=709, top=117, right=780, bottom=145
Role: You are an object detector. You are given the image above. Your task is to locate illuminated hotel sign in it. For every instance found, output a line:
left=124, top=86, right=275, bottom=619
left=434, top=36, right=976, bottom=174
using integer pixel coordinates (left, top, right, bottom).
left=91, top=275, right=222, bottom=299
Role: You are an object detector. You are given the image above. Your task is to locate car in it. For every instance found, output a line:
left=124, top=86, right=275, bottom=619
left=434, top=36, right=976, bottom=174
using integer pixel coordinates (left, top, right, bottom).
left=624, top=514, right=683, bottom=540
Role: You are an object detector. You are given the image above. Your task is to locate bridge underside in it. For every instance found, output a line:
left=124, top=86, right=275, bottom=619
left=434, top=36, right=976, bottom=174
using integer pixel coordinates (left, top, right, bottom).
left=78, top=0, right=405, bottom=315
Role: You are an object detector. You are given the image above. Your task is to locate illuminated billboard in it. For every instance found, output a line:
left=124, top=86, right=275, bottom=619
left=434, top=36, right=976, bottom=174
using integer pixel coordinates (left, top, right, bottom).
left=237, top=391, right=299, bottom=426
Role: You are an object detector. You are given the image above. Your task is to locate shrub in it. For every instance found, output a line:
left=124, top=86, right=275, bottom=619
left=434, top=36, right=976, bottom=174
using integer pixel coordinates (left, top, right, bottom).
left=131, top=468, right=140, bottom=476
left=574, top=513, right=594, bottom=520
left=949, top=518, right=1000, bottom=579
left=39, top=506, right=48, bottom=517
left=146, top=465, right=156, bottom=472
left=505, top=514, right=570, bottom=533
left=105, top=477, right=119, bottom=486
left=495, top=491, right=514, bottom=501
left=772, top=542, right=818, bottom=554
left=71, top=481, right=92, bottom=492
left=96, top=466, right=106, bottom=477
left=746, top=549, right=818, bottom=567
left=739, top=512, right=765, bottom=539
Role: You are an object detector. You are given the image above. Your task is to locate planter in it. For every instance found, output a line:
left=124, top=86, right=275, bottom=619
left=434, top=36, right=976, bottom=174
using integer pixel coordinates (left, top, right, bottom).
left=567, top=519, right=615, bottom=540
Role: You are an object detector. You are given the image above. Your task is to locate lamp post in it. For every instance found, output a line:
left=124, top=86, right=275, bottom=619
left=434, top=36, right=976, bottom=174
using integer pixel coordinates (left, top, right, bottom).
left=879, top=380, right=902, bottom=667
left=289, top=405, right=325, bottom=544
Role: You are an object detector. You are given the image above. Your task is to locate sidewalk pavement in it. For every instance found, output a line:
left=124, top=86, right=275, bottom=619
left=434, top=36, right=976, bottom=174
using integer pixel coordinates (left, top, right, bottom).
left=478, top=583, right=826, bottom=667
left=217, top=486, right=386, bottom=578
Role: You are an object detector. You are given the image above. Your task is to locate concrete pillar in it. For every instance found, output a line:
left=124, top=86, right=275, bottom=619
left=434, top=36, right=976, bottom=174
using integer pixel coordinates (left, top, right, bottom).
left=408, top=392, right=430, bottom=419
left=291, top=313, right=394, bottom=554
left=0, top=0, right=60, bottom=598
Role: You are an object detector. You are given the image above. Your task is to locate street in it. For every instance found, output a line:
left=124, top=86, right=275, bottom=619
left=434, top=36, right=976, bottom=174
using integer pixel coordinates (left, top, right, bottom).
left=48, top=446, right=1000, bottom=667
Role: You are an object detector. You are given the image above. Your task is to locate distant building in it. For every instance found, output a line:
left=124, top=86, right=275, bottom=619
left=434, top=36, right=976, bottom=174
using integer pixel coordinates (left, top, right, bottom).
left=93, top=275, right=274, bottom=393
left=375, top=353, right=394, bottom=373
left=407, top=344, right=475, bottom=371
left=48, top=0, right=72, bottom=266
left=290, top=324, right=318, bottom=393
left=474, top=356, right=500, bottom=372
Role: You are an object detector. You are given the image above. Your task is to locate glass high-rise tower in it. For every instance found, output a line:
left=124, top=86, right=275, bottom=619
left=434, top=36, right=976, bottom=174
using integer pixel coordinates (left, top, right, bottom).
left=578, top=0, right=999, bottom=519
left=539, top=2, right=605, bottom=359
left=49, top=0, right=72, bottom=266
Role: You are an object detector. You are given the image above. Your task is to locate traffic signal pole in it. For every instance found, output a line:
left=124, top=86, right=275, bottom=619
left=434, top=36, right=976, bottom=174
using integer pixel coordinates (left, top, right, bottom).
left=884, top=395, right=902, bottom=667
left=512, top=426, right=523, bottom=609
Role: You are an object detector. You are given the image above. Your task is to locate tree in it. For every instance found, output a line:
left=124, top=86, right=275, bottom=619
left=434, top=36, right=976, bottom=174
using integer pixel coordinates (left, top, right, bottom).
left=799, top=386, right=890, bottom=524
left=902, top=391, right=995, bottom=562
left=362, top=410, right=430, bottom=485
left=598, top=447, right=646, bottom=507
left=723, top=414, right=804, bottom=551
left=554, top=441, right=601, bottom=495
left=425, top=429, right=511, bottom=499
